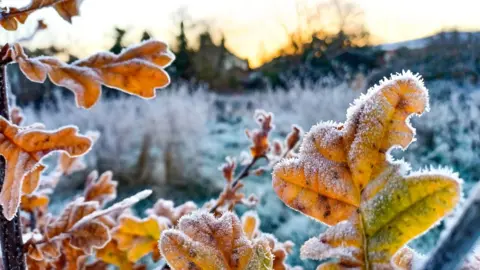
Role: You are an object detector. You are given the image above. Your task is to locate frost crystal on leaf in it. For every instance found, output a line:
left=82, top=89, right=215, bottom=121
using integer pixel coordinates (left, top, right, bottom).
left=272, top=71, right=462, bottom=270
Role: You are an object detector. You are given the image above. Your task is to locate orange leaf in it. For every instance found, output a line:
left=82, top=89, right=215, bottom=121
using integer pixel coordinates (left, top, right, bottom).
left=21, top=193, right=49, bottom=212
left=18, top=57, right=48, bottom=83
left=46, top=198, right=99, bottom=239
left=57, top=130, right=98, bottom=176
left=0, top=117, right=92, bottom=220
left=22, top=165, right=44, bottom=194
left=96, top=240, right=136, bottom=270
left=84, top=170, right=118, bottom=206
left=272, top=71, right=429, bottom=225
left=160, top=211, right=274, bottom=269
left=12, top=41, right=174, bottom=108
left=53, top=0, right=81, bottom=23
left=27, top=239, right=60, bottom=262
left=69, top=220, right=111, bottom=254
left=61, top=239, right=89, bottom=270
left=0, top=0, right=82, bottom=31
left=145, top=199, right=197, bottom=225
left=40, top=57, right=103, bottom=108
left=241, top=211, right=259, bottom=240
left=112, top=215, right=167, bottom=262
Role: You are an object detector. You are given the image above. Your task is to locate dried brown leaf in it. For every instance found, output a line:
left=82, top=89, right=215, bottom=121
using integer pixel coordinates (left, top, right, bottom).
left=69, top=220, right=110, bottom=254
left=160, top=211, right=274, bottom=269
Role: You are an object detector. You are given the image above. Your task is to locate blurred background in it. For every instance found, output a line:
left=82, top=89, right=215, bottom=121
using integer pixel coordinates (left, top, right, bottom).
left=2, top=0, right=480, bottom=267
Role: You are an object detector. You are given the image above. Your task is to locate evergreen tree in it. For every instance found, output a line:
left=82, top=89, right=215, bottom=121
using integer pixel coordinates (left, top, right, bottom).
left=109, top=28, right=126, bottom=54
left=172, top=21, right=193, bottom=80
left=141, top=31, right=152, bottom=41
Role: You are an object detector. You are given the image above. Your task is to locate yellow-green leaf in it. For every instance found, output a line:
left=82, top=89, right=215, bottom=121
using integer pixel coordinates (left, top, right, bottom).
left=301, top=166, right=461, bottom=269
left=272, top=71, right=429, bottom=225
left=362, top=169, right=461, bottom=263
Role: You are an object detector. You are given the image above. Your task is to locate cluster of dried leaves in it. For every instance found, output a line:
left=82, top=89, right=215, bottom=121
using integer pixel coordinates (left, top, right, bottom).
left=11, top=122, right=207, bottom=269
left=158, top=110, right=303, bottom=269
left=8, top=104, right=300, bottom=269
left=207, top=110, right=301, bottom=215
left=272, top=71, right=463, bottom=269
left=0, top=0, right=81, bottom=30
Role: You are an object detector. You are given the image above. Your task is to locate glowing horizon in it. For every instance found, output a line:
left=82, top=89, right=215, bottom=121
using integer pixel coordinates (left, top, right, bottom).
left=1, top=0, right=479, bottom=67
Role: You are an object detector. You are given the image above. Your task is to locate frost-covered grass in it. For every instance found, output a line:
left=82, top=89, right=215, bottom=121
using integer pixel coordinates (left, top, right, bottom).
left=23, top=86, right=217, bottom=199
left=21, top=79, right=480, bottom=267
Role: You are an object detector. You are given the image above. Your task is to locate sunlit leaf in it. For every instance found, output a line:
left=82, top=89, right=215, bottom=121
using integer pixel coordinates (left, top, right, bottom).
left=300, top=167, right=461, bottom=269
left=21, top=193, right=49, bottom=213
left=96, top=240, right=136, bottom=270
left=69, top=221, right=110, bottom=254
left=11, top=41, right=174, bottom=108
left=0, top=0, right=83, bottom=30
left=112, top=215, right=167, bottom=262
left=84, top=170, right=118, bottom=206
left=272, top=71, right=429, bottom=225
left=160, top=211, right=273, bottom=270
left=0, top=117, right=91, bottom=220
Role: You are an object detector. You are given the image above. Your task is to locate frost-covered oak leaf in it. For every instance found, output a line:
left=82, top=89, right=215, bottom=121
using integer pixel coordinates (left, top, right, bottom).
left=96, top=240, right=137, bottom=270
left=160, top=211, right=274, bottom=270
left=69, top=220, right=111, bottom=254
left=58, top=130, right=98, bottom=176
left=272, top=71, right=429, bottom=225
left=26, top=232, right=61, bottom=262
left=0, top=117, right=91, bottom=220
left=145, top=199, right=197, bottom=226
left=10, top=41, right=174, bottom=108
left=300, top=164, right=461, bottom=269
left=84, top=170, right=118, bottom=206
left=112, top=215, right=167, bottom=262
left=46, top=198, right=99, bottom=239
left=0, top=0, right=82, bottom=30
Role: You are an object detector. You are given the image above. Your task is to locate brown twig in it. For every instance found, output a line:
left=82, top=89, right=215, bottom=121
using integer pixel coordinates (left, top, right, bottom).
left=209, top=156, right=261, bottom=213
left=0, top=43, right=26, bottom=270
left=29, top=211, right=36, bottom=232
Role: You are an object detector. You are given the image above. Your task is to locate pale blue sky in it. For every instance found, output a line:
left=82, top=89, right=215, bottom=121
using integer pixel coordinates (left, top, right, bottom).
left=1, top=0, right=479, bottom=66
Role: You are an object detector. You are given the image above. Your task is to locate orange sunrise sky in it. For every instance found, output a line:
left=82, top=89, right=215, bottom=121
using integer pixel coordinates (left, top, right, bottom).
left=1, top=0, right=479, bottom=67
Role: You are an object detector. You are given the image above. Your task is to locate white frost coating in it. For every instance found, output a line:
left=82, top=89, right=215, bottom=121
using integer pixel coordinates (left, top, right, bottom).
left=71, top=189, right=152, bottom=230
left=114, top=39, right=176, bottom=68
left=161, top=210, right=261, bottom=269
left=345, top=70, right=429, bottom=156
left=301, top=219, right=361, bottom=264
left=346, top=70, right=429, bottom=119
left=407, top=166, right=463, bottom=185
left=273, top=71, right=432, bottom=215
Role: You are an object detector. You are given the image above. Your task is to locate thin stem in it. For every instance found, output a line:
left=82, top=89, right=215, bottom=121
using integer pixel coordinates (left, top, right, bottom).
left=231, top=156, right=260, bottom=188
left=29, top=211, right=36, bottom=232
left=210, top=156, right=260, bottom=213
left=0, top=51, right=26, bottom=270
